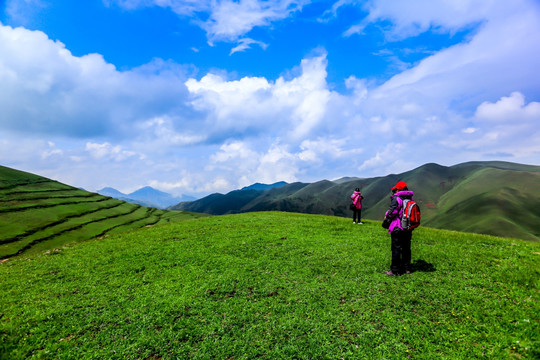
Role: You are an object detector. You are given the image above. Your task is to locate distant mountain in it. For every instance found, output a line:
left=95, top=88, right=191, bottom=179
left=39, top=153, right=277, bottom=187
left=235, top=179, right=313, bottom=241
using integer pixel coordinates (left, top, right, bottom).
left=97, top=187, right=153, bottom=207
left=97, top=186, right=195, bottom=209
left=332, top=176, right=362, bottom=184
left=97, top=187, right=126, bottom=198
left=170, top=161, right=540, bottom=241
left=241, top=181, right=288, bottom=191
left=127, top=186, right=181, bottom=209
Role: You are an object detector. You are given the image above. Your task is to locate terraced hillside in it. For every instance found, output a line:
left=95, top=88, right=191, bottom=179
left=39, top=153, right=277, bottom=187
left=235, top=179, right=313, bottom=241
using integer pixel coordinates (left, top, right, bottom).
left=0, top=166, right=207, bottom=259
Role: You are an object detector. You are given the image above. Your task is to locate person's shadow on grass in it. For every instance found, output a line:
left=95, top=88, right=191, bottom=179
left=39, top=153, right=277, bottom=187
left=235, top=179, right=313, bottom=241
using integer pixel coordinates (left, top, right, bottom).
left=410, top=259, right=436, bottom=273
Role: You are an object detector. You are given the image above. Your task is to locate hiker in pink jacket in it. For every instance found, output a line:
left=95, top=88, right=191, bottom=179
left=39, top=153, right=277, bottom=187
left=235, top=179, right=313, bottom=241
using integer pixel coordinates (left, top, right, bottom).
left=383, top=181, right=414, bottom=276
left=350, top=188, right=364, bottom=224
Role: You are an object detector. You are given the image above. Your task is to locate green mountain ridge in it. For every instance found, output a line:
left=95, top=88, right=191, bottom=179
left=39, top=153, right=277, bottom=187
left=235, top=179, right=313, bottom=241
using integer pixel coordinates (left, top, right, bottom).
left=171, top=161, right=540, bottom=241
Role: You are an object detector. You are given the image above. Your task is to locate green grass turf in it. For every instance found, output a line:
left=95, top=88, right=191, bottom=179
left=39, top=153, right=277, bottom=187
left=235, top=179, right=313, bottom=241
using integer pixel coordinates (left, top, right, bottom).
left=1, top=212, right=538, bottom=359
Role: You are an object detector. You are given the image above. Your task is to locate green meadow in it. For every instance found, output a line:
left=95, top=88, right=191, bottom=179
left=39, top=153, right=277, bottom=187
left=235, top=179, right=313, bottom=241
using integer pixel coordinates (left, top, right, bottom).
left=1, top=212, right=539, bottom=359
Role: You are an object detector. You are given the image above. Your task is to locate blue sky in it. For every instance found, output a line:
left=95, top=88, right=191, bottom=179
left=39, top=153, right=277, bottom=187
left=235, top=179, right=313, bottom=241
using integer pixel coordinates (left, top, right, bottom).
left=1, top=0, right=540, bottom=197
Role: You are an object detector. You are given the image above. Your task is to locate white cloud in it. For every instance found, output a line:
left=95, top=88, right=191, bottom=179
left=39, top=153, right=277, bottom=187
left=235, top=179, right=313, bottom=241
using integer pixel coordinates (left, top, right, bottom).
left=256, top=143, right=299, bottom=183
left=186, top=73, right=272, bottom=117
left=299, top=138, right=362, bottom=163
left=185, top=52, right=331, bottom=140
left=0, top=23, right=191, bottom=138
left=140, top=117, right=207, bottom=146
left=475, top=92, right=540, bottom=123
left=204, top=177, right=233, bottom=193
left=438, top=92, right=540, bottom=161
left=350, top=0, right=540, bottom=162
left=467, top=92, right=540, bottom=156
left=104, top=0, right=209, bottom=14
left=4, top=0, right=47, bottom=25
left=85, top=142, right=138, bottom=161
left=279, top=56, right=331, bottom=139
left=208, top=141, right=301, bottom=188
left=229, top=38, right=268, bottom=55
left=362, top=1, right=540, bottom=95
left=202, top=0, right=307, bottom=43
left=359, top=143, right=415, bottom=175
left=40, top=142, right=63, bottom=159
left=208, top=141, right=299, bottom=187
left=361, top=0, right=487, bottom=38
left=204, top=136, right=367, bottom=190
left=345, top=76, right=368, bottom=100
left=211, top=141, right=258, bottom=163
left=107, top=0, right=307, bottom=44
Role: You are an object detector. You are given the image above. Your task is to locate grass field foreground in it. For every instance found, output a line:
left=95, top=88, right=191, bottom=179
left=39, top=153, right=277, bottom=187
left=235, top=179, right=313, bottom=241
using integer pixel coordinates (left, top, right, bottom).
left=1, top=212, right=539, bottom=359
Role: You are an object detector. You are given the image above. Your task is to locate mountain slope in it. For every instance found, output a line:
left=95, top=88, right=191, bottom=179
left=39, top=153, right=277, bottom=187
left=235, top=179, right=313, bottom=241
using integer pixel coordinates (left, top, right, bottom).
left=172, top=161, right=540, bottom=241
left=425, top=167, right=540, bottom=241
left=0, top=165, right=207, bottom=259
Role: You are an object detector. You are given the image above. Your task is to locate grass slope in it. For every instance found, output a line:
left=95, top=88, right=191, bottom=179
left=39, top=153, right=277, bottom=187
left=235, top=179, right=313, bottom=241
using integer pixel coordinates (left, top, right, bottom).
left=428, top=168, right=540, bottom=241
left=1, top=212, right=538, bottom=359
left=0, top=165, right=207, bottom=259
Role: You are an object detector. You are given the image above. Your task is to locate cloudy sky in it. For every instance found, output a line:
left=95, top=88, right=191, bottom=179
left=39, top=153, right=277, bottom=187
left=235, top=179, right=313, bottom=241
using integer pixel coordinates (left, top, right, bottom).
left=1, top=0, right=539, bottom=197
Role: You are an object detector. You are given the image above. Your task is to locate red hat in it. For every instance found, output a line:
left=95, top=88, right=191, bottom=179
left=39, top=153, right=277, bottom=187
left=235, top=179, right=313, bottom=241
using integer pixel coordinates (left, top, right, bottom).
left=391, top=181, right=407, bottom=190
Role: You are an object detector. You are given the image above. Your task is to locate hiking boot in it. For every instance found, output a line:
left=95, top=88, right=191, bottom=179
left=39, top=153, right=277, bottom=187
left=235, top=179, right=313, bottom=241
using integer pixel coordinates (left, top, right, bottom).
left=384, top=270, right=398, bottom=276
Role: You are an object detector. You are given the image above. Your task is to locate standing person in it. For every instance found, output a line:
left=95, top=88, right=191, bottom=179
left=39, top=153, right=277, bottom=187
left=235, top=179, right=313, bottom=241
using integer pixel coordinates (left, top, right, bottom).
left=383, top=181, right=414, bottom=276
left=350, top=188, right=364, bottom=224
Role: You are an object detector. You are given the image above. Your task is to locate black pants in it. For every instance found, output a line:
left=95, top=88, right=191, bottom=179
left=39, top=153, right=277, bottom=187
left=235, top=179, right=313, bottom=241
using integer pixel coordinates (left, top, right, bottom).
left=352, top=209, right=361, bottom=223
left=390, top=229, right=412, bottom=273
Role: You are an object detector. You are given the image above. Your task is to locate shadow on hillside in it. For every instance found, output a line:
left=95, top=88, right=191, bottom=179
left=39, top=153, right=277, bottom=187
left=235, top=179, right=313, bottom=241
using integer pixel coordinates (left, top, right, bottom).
left=411, top=259, right=436, bottom=273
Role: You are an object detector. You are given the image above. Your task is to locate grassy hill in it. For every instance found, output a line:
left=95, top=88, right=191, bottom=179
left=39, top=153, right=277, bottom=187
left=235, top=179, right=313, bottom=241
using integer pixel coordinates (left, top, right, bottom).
left=1, top=212, right=538, bottom=359
left=172, top=161, right=540, bottom=241
left=0, top=165, right=207, bottom=259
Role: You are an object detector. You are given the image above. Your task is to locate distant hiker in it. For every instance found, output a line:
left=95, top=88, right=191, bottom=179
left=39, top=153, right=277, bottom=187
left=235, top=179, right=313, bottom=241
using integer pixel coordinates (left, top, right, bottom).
left=350, top=188, right=364, bottom=224
left=383, top=181, right=415, bottom=276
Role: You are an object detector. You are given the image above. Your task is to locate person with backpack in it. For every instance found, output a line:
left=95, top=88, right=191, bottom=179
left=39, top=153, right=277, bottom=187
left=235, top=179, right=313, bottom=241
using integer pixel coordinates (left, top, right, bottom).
left=382, top=181, right=419, bottom=276
left=350, top=188, right=364, bottom=224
